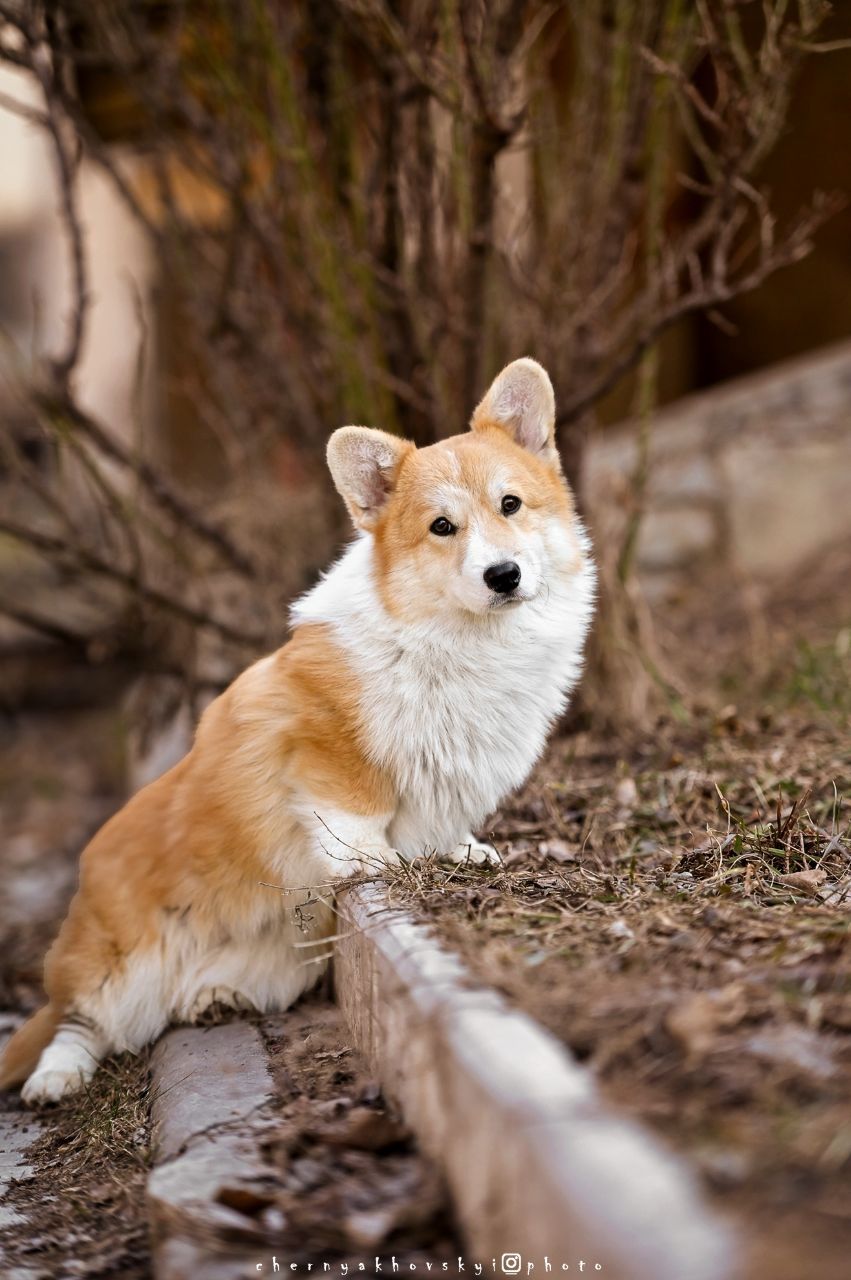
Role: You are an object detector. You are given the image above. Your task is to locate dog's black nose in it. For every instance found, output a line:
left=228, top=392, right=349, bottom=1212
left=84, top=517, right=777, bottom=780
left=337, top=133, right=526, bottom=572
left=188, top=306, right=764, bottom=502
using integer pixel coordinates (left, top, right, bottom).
left=483, top=561, right=521, bottom=594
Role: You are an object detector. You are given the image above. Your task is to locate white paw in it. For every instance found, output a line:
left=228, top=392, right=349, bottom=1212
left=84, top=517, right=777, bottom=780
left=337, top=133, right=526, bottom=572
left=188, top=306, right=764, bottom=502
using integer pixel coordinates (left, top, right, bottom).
left=447, top=839, right=502, bottom=866
left=22, top=1067, right=87, bottom=1105
left=187, top=986, right=256, bottom=1022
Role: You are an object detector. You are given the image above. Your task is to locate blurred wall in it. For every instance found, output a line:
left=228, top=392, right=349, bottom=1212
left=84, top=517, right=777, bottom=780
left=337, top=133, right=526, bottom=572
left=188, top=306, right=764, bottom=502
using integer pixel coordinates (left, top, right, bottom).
left=0, top=64, right=157, bottom=450
left=587, top=339, right=851, bottom=594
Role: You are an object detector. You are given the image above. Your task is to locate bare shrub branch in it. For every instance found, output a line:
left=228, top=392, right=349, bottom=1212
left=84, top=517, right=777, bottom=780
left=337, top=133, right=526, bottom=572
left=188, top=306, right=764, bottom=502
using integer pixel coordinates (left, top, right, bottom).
left=0, top=0, right=843, bottom=699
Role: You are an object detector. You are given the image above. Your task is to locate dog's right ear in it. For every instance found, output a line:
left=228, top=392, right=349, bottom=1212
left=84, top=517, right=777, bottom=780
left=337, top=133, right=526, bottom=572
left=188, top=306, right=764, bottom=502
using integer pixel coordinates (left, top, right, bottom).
left=471, top=358, right=559, bottom=468
left=327, top=426, right=412, bottom=530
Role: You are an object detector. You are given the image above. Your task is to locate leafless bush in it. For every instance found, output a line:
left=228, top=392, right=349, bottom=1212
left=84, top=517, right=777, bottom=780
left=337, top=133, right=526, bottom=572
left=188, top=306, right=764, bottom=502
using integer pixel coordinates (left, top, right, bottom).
left=0, top=0, right=843, bottom=704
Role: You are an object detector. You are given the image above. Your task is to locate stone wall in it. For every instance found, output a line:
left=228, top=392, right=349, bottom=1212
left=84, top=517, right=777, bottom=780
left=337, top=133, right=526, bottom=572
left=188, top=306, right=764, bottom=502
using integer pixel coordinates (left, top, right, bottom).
left=586, top=339, right=851, bottom=593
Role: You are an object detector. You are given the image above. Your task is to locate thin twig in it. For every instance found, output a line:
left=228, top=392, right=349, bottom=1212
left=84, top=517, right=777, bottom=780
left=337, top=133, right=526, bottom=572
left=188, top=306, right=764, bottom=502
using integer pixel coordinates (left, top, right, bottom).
left=0, top=516, right=262, bottom=648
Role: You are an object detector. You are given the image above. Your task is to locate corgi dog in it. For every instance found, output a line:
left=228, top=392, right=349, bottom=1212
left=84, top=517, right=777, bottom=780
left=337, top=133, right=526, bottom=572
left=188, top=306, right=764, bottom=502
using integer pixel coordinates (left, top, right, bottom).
left=0, top=358, right=595, bottom=1105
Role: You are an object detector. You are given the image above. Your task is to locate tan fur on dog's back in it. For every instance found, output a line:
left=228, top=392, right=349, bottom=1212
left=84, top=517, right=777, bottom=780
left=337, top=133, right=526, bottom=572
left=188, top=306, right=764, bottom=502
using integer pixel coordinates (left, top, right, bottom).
left=0, top=624, right=390, bottom=1092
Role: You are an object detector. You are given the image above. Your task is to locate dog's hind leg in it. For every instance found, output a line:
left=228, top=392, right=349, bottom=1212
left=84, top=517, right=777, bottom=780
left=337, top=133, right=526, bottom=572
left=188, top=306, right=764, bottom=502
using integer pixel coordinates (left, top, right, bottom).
left=21, top=1015, right=110, bottom=1105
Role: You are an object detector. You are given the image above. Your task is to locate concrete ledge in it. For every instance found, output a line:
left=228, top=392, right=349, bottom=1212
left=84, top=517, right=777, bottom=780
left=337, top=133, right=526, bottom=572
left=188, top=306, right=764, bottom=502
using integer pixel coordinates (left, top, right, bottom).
left=0, top=1017, right=44, bottom=1275
left=0, top=1110, right=40, bottom=1233
left=335, top=884, right=736, bottom=1280
left=147, top=1022, right=276, bottom=1280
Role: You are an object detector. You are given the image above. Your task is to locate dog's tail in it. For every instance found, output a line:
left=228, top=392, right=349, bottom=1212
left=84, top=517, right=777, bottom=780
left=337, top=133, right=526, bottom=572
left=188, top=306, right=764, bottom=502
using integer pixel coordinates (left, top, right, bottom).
left=0, top=1003, right=59, bottom=1090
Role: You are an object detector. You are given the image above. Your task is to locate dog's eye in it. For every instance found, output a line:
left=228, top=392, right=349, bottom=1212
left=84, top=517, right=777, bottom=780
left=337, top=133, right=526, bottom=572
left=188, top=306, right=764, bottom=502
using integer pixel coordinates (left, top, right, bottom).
left=501, top=495, right=522, bottom=516
left=430, top=517, right=456, bottom=537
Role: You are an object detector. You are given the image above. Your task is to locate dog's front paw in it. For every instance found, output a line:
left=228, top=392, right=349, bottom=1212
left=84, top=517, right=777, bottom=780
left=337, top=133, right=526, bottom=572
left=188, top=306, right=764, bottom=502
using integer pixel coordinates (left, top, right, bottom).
left=447, top=838, right=502, bottom=866
left=22, top=1066, right=86, bottom=1106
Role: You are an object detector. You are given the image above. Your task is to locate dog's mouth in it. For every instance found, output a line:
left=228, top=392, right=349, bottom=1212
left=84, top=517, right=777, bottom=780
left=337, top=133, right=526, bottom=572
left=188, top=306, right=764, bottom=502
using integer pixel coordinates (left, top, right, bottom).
left=488, top=589, right=528, bottom=609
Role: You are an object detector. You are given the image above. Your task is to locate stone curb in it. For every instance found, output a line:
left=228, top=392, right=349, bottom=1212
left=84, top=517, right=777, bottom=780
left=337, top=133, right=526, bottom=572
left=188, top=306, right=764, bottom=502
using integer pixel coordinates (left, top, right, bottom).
left=147, top=1021, right=276, bottom=1280
left=334, top=883, right=737, bottom=1280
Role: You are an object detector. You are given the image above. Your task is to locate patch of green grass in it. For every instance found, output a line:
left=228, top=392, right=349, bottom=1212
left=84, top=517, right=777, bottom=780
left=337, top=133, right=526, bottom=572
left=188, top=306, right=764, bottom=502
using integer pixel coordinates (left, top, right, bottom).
left=773, top=630, right=851, bottom=718
left=53, top=1052, right=151, bottom=1173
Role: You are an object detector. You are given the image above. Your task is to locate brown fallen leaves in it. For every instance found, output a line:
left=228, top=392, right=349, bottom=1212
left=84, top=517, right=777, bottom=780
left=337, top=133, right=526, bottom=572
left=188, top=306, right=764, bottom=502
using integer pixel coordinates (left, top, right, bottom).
left=252, top=1005, right=457, bottom=1263
left=665, top=983, right=750, bottom=1059
left=205, top=1079, right=454, bottom=1261
left=777, top=868, right=828, bottom=896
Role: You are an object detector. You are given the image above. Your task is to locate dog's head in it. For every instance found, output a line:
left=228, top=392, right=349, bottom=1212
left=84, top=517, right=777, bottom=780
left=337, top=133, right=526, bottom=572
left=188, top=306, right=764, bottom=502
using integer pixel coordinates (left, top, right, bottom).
left=327, top=359, right=589, bottom=621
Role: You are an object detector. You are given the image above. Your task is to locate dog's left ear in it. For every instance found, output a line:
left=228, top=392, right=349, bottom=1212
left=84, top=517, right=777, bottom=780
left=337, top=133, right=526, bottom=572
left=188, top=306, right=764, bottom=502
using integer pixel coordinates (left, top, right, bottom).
left=471, top=358, right=559, bottom=467
left=327, top=426, right=412, bottom=530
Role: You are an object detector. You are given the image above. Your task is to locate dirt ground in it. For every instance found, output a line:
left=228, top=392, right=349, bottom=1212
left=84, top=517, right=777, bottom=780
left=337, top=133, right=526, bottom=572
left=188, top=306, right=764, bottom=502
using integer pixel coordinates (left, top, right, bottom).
left=383, top=583, right=851, bottom=1280
left=257, top=999, right=460, bottom=1268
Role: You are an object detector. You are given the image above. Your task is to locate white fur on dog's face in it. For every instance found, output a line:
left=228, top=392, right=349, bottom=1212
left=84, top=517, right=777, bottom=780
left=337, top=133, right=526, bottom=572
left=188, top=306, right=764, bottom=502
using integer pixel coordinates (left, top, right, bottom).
left=327, top=359, right=586, bottom=623
left=381, top=435, right=580, bottom=620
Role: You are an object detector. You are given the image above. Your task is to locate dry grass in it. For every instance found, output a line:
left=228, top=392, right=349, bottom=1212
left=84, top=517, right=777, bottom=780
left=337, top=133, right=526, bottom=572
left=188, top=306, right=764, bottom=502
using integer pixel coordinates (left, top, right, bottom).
left=375, top=697, right=851, bottom=1280
left=0, top=1053, right=151, bottom=1278
left=382, top=705, right=850, bottom=911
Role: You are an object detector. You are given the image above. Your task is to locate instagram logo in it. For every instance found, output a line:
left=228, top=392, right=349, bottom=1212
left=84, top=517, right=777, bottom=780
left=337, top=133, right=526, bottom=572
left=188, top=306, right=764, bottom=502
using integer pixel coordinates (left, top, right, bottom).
left=501, top=1255, right=522, bottom=1274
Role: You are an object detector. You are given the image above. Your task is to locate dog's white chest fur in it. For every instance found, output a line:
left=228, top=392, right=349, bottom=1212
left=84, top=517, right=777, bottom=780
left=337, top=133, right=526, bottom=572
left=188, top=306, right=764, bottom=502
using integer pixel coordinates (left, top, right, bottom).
left=293, top=536, right=594, bottom=856
left=373, top=629, right=576, bottom=853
